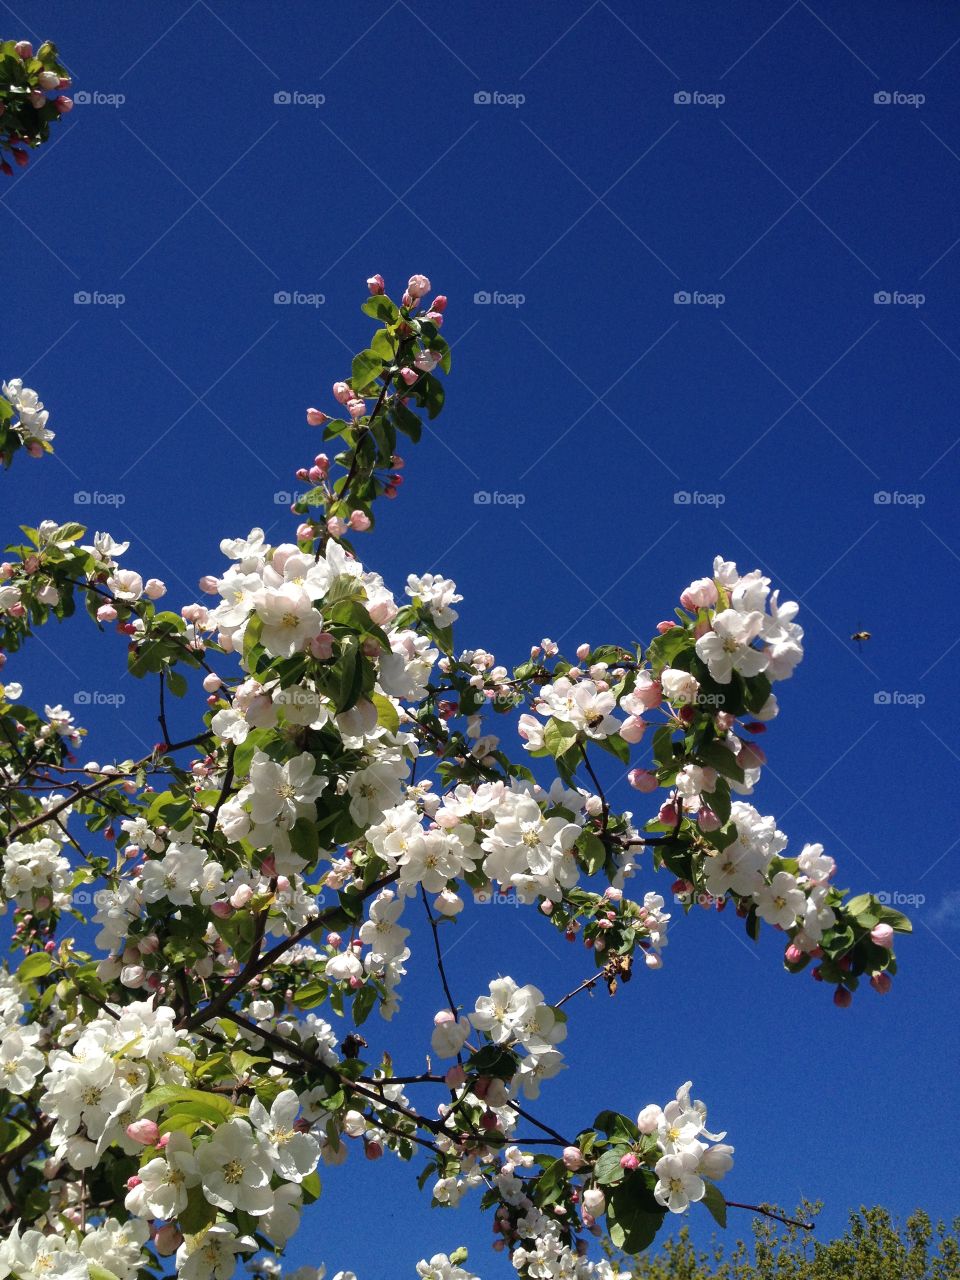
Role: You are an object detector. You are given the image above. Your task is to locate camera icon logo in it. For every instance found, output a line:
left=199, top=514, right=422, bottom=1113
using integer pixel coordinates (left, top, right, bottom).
left=873, top=491, right=891, bottom=504
left=74, top=90, right=91, bottom=105
left=873, top=291, right=891, bottom=304
left=674, top=490, right=692, bottom=504
left=673, top=290, right=691, bottom=304
left=473, top=290, right=491, bottom=304
left=874, top=91, right=891, bottom=104
left=474, top=490, right=492, bottom=504
left=474, top=91, right=492, bottom=105
left=74, top=490, right=91, bottom=504
left=74, top=690, right=92, bottom=705
left=874, top=691, right=892, bottom=705
left=674, top=90, right=692, bottom=104
left=274, top=291, right=292, bottom=304
left=274, top=91, right=292, bottom=104
left=74, top=291, right=91, bottom=304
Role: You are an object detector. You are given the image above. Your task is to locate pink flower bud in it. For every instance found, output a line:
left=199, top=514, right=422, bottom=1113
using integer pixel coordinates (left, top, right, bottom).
left=126, top=1119, right=159, bottom=1145
left=333, top=381, right=352, bottom=405
left=55, top=95, right=73, bottom=114
left=96, top=604, right=117, bottom=623
left=144, top=578, right=166, bottom=600
left=737, top=742, right=767, bottom=770
left=346, top=398, right=366, bottom=420
left=327, top=516, right=347, bottom=538
left=697, top=805, right=720, bottom=832
left=445, top=1064, right=466, bottom=1087
left=14, top=41, right=33, bottom=58
left=627, top=768, right=658, bottom=793
left=562, top=1146, right=585, bottom=1170
left=38, top=71, right=60, bottom=90
left=367, top=274, right=385, bottom=294
left=326, top=932, right=342, bottom=948
left=619, top=1152, right=640, bottom=1170
left=306, top=407, right=328, bottom=426
left=656, top=620, right=677, bottom=633
left=198, top=574, right=219, bottom=593
left=430, top=295, right=447, bottom=312
left=211, top=901, right=233, bottom=919
left=308, top=465, right=323, bottom=482
left=399, top=366, right=418, bottom=386
left=870, top=971, right=892, bottom=994
left=230, top=884, right=254, bottom=909
left=125, top=1176, right=142, bottom=1190
left=349, top=510, right=371, bottom=531
left=870, top=923, right=894, bottom=949
left=296, top=523, right=315, bottom=542
left=407, top=274, right=431, bottom=299
left=364, top=1139, right=384, bottom=1159
left=833, top=986, right=852, bottom=1008
left=620, top=715, right=647, bottom=744
left=154, top=1224, right=182, bottom=1256
left=310, top=631, right=335, bottom=660
left=433, top=1008, right=455, bottom=1026
left=29, top=89, right=45, bottom=109
left=784, top=943, right=803, bottom=963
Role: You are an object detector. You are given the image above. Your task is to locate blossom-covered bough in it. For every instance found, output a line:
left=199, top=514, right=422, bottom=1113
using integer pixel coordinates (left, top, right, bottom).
left=0, top=273, right=910, bottom=1280
left=0, top=38, right=72, bottom=178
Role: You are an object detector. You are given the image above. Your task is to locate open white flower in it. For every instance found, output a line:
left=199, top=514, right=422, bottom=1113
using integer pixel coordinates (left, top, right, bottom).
left=196, top=1118, right=275, bottom=1215
left=654, top=1148, right=705, bottom=1213
left=125, top=1129, right=199, bottom=1218
left=249, top=1088, right=320, bottom=1182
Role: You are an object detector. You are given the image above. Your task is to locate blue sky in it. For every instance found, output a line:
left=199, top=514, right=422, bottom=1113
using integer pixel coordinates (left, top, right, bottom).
left=3, top=0, right=960, bottom=1274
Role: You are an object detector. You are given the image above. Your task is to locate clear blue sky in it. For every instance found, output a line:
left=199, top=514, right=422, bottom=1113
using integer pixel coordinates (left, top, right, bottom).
left=4, top=1, right=960, bottom=1274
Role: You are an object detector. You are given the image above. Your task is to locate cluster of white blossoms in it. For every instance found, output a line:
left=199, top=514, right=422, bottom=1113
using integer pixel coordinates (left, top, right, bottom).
left=509, top=1210, right=618, bottom=1280
left=642, top=1081, right=735, bottom=1214
left=686, top=556, right=803, bottom=687
left=39, top=1000, right=190, bottom=1170
left=2, top=378, right=54, bottom=451
left=0, top=1219, right=150, bottom=1280
left=1, top=836, right=71, bottom=905
left=431, top=976, right=568, bottom=1102
left=698, top=802, right=837, bottom=950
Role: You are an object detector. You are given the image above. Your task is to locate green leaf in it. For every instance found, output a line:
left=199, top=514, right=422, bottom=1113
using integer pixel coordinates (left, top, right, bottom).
left=577, top=831, right=607, bottom=876
left=178, top=1183, right=217, bottom=1235
left=372, top=692, right=400, bottom=734
left=351, top=348, right=384, bottom=393
left=467, top=1044, right=520, bottom=1080
left=594, top=1147, right=628, bottom=1186
left=361, top=294, right=400, bottom=324
left=165, top=668, right=188, bottom=698
left=16, top=951, right=53, bottom=982
left=594, top=1111, right=640, bottom=1144
left=141, top=1085, right=235, bottom=1119
left=607, top=1174, right=666, bottom=1254
left=701, top=1180, right=727, bottom=1228
left=352, top=982, right=377, bottom=1026
left=544, top=717, right=580, bottom=759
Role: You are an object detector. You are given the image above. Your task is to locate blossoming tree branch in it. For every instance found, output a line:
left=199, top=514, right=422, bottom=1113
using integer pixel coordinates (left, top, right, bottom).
left=0, top=270, right=910, bottom=1280
left=0, top=39, right=72, bottom=178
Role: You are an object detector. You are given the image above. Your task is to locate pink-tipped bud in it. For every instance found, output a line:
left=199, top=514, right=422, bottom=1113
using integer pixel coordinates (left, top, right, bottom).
left=562, top=1146, right=585, bottom=1170
left=154, top=1224, right=182, bottom=1256
left=96, top=603, right=118, bottom=623
left=433, top=1008, right=455, bottom=1026
left=697, top=805, right=720, bottom=832
left=55, top=94, right=73, bottom=114
left=333, top=381, right=352, bottom=404
left=627, top=768, right=658, bottom=793
left=11, top=149, right=28, bottom=168
left=444, top=1064, right=466, bottom=1087
left=656, top=620, right=677, bottom=633
left=326, top=932, right=342, bottom=948
left=211, top=901, right=233, bottom=919
left=126, top=1119, right=159, bottom=1146
left=833, top=986, right=853, bottom=1008
left=230, top=884, right=254, bottom=910
left=198, top=574, right=219, bottom=593
left=125, top=1176, right=142, bottom=1190
left=14, top=41, right=33, bottom=58
left=296, top=522, right=315, bottom=542
left=364, top=1139, right=384, bottom=1159
left=870, top=923, right=895, bottom=949
left=619, top=1152, right=640, bottom=1170
left=309, top=631, right=335, bottom=661
left=430, top=295, right=447, bottom=313
left=349, top=510, right=371, bottom=531
left=306, top=407, right=328, bottom=426
left=784, top=943, right=803, bottom=964
left=399, top=366, right=418, bottom=386
left=367, top=274, right=385, bottom=295
left=870, top=971, right=892, bottom=994
left=620, top=715, right=647, bottom=744
left=407, top=274, right=431, bottom=299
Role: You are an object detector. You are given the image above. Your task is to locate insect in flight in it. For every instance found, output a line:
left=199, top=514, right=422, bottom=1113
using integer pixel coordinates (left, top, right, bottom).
left=851, top=629, right=871, bottom=650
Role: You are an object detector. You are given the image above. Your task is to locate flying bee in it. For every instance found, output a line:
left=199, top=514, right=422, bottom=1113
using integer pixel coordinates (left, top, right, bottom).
left=851, top=629, right=871, bottom=650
